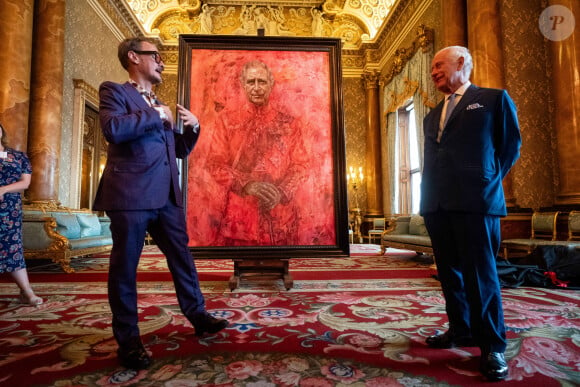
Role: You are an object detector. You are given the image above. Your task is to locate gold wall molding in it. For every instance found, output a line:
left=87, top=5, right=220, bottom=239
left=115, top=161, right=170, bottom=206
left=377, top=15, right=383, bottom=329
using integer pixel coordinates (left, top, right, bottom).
left=381, top=24, right=433, bottom=86
left=72, top=79, right=99, bottom=104
left=70, top=79, right=99, bottom=208
left=99, top=0, right=145, bottom=39
left=372, top=0, right=434, bottom=70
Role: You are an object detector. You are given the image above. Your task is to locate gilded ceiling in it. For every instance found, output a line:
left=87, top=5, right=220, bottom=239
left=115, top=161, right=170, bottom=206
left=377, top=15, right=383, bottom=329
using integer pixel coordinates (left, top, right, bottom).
left=119, top=0, right=396, bottom=49
left=97, top=0, right=431, bottom=76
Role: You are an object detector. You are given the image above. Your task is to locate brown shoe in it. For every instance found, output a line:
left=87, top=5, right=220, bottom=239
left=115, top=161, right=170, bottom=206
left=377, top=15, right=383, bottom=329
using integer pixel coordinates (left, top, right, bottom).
left=426, top=331, right=476, bottom=349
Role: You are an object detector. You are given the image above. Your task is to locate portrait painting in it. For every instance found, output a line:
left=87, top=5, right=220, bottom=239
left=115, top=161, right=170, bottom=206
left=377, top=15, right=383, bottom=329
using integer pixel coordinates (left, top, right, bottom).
left=178, top=35, right=349, bottom=259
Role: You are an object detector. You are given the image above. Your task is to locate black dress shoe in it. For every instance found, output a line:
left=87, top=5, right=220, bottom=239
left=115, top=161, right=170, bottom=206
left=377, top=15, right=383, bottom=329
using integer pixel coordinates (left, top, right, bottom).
left=193, top=313, right=229, bottom=337
left=426, top=331, right=475, bottom=349
left=480, top=352, right=509, bottom=381
left=117, top=338, right=152, bottom=370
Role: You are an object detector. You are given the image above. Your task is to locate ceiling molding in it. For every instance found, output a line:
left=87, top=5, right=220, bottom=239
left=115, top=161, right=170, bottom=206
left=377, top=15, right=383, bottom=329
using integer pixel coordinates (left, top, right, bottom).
left=98, top=0, right=146, bottom=39
left=117, top=0, right=396, bottom=44
left=87, top=0, right=125, bottom=41
left=94, top=0, right=429, bottom=75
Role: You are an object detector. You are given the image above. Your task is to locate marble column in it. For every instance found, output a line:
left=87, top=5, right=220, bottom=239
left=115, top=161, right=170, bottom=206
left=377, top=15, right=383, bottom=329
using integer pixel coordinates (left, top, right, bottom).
left=549, top=0, right=580, bottom=205
left=0, top=0, right=34, bottom=150
left=466, top=0, right=516, bottom=207
left=27, top=0, right=65, bottom=205
left=442, top=0, right=467, bottom=47
left=362, top=71, right=384, bottom=217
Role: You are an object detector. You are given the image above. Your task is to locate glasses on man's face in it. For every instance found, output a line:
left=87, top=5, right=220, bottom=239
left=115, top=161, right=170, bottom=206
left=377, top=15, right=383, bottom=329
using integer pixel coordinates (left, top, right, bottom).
left=133, top=50, right=163, bottom=64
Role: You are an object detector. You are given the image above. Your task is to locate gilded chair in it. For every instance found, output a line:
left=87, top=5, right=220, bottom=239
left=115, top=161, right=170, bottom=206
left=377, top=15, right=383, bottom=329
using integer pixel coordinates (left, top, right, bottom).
left=501, top=211, right=559, bottom=259
left=367, top=217, right=386, bottom=244
left=568, top=210, right=580, bottom=241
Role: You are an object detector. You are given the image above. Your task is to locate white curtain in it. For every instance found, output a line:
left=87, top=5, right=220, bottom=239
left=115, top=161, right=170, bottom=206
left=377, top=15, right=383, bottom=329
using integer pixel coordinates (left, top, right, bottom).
left=382, top=46, right=438, bottom=214
left=385, top=111, right=398, bottom=214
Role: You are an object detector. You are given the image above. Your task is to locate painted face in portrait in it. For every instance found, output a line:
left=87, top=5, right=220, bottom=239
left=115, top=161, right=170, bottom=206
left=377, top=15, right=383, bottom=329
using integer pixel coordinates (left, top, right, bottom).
left=242, top=66, right=274, bottom=106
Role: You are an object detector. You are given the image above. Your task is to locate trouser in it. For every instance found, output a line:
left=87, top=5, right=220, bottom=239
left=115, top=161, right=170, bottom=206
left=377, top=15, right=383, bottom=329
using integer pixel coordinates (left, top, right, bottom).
left=424, top=210, right=506, bottom=353
left=107, top=200, right=205, bottom=346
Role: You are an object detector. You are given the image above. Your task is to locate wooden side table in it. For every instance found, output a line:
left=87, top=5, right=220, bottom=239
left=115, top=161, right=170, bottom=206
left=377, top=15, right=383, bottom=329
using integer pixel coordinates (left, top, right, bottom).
left=229, top=258, right=293, bottom=290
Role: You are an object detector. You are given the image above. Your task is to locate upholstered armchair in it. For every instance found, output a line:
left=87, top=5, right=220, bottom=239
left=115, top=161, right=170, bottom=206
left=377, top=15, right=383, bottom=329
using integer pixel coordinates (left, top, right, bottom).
left=501, top=211, right=559, bottom=259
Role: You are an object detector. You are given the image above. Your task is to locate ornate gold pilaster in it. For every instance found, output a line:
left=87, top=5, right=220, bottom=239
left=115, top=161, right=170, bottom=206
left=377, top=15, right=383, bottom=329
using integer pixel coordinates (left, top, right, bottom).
left=467, top=0, right=516, bottom=207
left=550, top=0, right=580, bottom=205
left=362, top=70, right=383, bottom=217
left=0, top=0, right=34, bottom=150
left=442, top=0, right=467, bottom=47
left=27, top=0, right=65, bottom=205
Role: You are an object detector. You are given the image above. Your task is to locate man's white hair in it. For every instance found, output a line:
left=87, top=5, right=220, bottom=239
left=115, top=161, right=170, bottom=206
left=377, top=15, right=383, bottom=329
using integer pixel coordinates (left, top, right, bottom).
left=444, top=46, right=473, bottom=81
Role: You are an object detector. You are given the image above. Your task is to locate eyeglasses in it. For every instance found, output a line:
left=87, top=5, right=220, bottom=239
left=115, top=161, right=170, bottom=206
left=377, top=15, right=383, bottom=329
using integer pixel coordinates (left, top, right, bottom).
left=132, top=50, right=163, bottom=64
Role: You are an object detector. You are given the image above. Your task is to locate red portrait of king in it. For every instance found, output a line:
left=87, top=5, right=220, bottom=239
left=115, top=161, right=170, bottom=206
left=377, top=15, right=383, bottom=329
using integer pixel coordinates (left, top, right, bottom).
left=186, top=49, right=336, bottom=247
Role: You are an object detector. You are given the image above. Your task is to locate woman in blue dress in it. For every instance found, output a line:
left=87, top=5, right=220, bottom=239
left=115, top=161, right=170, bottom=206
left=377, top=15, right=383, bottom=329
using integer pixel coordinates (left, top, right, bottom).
left=0, top=123, right=42, bottom=305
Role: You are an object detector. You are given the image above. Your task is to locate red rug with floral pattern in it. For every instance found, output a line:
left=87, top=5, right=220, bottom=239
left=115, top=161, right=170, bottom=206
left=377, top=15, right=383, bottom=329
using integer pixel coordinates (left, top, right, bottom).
left=0, top=245, right=579, bottom=386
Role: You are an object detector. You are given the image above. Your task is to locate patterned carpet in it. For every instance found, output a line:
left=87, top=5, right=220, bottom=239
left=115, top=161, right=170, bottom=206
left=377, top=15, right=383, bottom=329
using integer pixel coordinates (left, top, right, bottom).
left=0, top=245, right=579, bottom=386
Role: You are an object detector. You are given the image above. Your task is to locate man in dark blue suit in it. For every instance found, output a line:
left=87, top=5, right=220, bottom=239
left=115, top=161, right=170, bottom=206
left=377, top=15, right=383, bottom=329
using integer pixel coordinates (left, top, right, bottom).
left=420, top=46, right=521, bottom=381
left=94, top=37, right=228, bottom=370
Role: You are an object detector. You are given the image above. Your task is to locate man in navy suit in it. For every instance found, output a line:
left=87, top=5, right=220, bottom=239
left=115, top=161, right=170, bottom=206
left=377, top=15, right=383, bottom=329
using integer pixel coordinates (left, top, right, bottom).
left=94, top=37, right=228, bottom=370
left=420, top=46, right=521, bottom=381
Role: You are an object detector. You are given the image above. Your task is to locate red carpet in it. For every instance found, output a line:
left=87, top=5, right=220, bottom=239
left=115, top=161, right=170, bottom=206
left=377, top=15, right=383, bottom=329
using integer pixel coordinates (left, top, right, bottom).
left=1, top=245, right=579, bottom=386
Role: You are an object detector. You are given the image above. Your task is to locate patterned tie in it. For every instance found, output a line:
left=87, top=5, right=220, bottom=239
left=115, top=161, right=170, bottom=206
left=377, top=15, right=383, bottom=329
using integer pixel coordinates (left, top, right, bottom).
left=131, top=81, right=157, bottom=106
left=443, top=93, right=457, bottom=127
left=437, top=93, right=457, bottom=142
left=142, top=90, right=156, bottom=104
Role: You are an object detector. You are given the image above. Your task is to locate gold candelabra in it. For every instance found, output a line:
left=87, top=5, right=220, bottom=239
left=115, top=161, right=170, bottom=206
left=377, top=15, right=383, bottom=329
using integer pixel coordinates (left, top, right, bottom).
left=347, top=166, right=364, bottom=243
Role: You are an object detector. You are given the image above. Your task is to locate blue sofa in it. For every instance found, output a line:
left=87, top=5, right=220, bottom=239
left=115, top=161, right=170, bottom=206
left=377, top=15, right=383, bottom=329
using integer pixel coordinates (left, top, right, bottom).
left=22, top=206, right=112, bottom=273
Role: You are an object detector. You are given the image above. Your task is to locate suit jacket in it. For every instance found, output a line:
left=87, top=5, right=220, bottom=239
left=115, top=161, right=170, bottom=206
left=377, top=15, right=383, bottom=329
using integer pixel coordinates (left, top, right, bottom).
left=420, top=84, right=521, bottom=216
left=93, top=81, right=200, bottom=211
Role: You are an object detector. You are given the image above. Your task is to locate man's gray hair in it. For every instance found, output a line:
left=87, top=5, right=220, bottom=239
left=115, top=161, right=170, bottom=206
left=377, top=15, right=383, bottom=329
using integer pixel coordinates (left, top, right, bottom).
left=445, top=46, right=473, bottom=81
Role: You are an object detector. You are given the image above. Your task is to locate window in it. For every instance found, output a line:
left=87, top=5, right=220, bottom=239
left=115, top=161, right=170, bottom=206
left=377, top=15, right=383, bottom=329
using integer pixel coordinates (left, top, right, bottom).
left=397, top=100, right=421, bottom=214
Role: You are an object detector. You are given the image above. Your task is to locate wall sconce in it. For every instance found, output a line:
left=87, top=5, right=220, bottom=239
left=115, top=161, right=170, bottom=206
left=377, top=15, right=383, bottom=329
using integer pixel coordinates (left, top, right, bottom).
left=347, top=166, right=364, bottom=210
left=347, top=166, right=364, bottom=243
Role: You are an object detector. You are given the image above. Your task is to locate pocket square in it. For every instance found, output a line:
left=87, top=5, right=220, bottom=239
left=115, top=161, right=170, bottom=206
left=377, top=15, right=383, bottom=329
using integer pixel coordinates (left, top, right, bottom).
left=466, top=103, right=484, bottom=110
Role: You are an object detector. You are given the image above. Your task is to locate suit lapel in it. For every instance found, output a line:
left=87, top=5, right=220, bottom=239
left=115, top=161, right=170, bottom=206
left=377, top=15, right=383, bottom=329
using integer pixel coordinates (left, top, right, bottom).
left=427, top=101, right=444, bottom=140
left=123, top=82, right=150, bottom=110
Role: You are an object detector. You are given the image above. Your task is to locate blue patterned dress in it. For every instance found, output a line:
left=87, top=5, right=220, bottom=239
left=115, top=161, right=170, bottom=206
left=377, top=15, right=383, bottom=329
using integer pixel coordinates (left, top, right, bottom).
left=0, top=148, right=32, bottom=273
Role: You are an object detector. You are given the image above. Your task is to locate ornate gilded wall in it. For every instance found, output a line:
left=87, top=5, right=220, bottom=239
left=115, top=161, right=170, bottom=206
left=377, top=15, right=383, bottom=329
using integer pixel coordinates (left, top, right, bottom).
left=375, top=0, right=559, bottom=212
left=501, top=0, right=555, bottom=210
left=376, top=0, right=441, bottom=215
left=343, top=77, right=368, bottom=210
left=60, top=0, right=127, bottom=207
left=52, top=0, right=567, bottom=213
